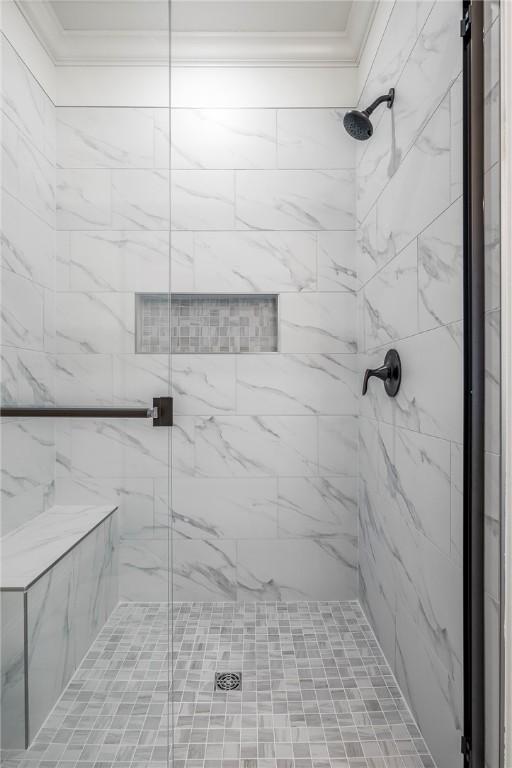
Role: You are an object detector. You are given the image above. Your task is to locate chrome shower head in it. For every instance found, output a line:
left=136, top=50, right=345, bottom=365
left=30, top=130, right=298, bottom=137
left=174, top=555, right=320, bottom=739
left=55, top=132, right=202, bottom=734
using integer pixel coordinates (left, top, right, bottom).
left=343, top=88, right=395, bottom=141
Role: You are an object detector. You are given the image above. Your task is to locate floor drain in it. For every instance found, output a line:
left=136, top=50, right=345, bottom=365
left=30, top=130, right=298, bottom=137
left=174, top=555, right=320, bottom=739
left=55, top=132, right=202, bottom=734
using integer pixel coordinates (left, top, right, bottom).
left=215, top=672, right=242, bottom=691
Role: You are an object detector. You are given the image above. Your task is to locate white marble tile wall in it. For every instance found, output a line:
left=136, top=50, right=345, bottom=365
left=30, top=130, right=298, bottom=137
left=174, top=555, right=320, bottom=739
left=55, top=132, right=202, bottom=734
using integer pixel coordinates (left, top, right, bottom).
left=1, top=35, right=56, bottom=536
left=356, top=4, right=465, bottom=768
left=54, top=101, right=358, bottom=603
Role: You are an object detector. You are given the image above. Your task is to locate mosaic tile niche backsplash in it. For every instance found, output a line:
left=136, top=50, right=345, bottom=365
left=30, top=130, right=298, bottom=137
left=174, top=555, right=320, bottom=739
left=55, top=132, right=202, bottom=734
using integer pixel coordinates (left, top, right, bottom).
left=136, top=294, right=278, bottom=354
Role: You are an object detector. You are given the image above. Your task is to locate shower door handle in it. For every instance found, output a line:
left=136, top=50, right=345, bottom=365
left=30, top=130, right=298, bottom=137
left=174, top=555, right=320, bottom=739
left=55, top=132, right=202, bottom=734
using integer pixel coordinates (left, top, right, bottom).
left=362, top=349, right=401, bottom=397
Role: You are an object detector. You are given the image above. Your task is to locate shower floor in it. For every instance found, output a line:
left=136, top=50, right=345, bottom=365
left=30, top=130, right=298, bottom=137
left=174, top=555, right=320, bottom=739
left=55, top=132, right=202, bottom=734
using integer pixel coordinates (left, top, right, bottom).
left=1, top=601, right=435, bottom=768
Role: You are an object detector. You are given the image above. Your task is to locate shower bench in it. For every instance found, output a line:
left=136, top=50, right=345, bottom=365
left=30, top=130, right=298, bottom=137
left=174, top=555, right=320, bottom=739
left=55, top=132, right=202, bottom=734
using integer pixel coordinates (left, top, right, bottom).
left=0, top=504, right=118, bottom=750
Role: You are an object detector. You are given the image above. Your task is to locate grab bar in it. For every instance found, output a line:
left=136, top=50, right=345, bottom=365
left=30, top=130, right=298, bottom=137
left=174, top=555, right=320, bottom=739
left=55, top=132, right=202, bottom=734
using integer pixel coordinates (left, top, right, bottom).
left=0, top=396, right=173, bottom=426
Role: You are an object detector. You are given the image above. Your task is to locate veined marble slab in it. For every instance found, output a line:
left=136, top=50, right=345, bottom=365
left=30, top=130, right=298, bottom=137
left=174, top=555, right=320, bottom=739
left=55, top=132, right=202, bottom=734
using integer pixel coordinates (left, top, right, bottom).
left=0, top=504, right=117, bottom=590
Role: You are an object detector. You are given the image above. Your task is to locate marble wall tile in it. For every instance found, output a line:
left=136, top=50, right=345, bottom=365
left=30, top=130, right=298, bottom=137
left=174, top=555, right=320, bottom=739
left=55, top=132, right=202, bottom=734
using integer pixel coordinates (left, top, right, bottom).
left=365, top=324, right=463, bottom=443
left=484, top=0, right=500, bottom=32
left=450, top=74, right=463, bottom=202
left=363, top=240, right=418, bottom=350
left=57, top=107, right=154, bottom=169
left=277, top=109, right=355, bottom=169
left=484, top=162, right=501, bottom=312
left=277, top=476, right=357, bottom=538
left=171, top=109, right=276, bottom=169
left=16, top=134, right=55, bottom=227
left=2, top=192, right=55, bottom=290
left=169, top=230, right=195, bottom=293
left=318, top=415, right=358, bottom=476
left=112, top=170, right=170, bottom=230
left=355, top=206, right=382, bottom=287
left=57, top=169, right=111, bottom=230
left=317, top=231, right=358, bottom=292
left=450, top=441, right=463, bottom=567
left=237, top=537, right=357, bottom=601
left=171, top=170, right=235, bottom=230
left=485, top=592, right=501, bottom=768
left=418, top=198, right=463, bottom=331
left=376, top=95, right=450, bottom=263
left=280, top=293, right=357, bottom=353
left=171, top=355, right=235, bottom=415
left=1, top=420, right=54, bottom=506
left=170, top=231, right=194, bottom=291
left=154, top=108, right=170, bottom=168
left=54, top=477, right=151, bottom=540
left=236, top=354, right=359, bottom=416
left=0, top=590, right=25, bottom=749
left=395, top=601, right=463, bottom=768
left=484, top=448, right=501, bottom=608
left=43, top=286, right=56, bottom=354
left=484, top=36, right=500, bottom=175
left=1, top=38, right=53, bottom=163
left=113, top=354, right=170, bottom=406
left=236, top=170, right=355, bottom=231
left=1, top=267, right=44, bottom=351
left=355, top=105, right=400, bottom=225
left=1, top=482, right=54, bottom=538
left=171, top=415, right=196, bottom=479
left=358, top=0, right=431, bottom=111
left=389, top=521, right=463, bottom=728
left=379, top=423, right=452, bottom=555
left=358, top=417, right=398, bottom=667
left=172, top=478, right=277, bottom=539
left=54, top=354, right=113, bottom=406
left=1, top=35, right=57, bottom=543
left=485, top=310, right=501, bottom=455
left=1, top=348, right=54, bottom=407
left=120, top=539, right=170, bottom=601
left=358, top=504, right=397, bottom=668
left=193, top=231, right=316, bottom=293
left=195, top=415, right=318, bottom=478
left=55, top=293, right=134, bottom=354
left=69, top=419, right=169, bottom=479
left=393, top=0, right=462, bottom=159
left=1, top=114, right=20, bottom=199
left=172, top=540, right=237, bottom=602
left=62, top=231, right=169, bottom=292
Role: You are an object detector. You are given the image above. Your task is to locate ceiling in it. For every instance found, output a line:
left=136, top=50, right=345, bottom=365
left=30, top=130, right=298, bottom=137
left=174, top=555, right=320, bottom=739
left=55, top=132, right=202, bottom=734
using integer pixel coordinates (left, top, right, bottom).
left=18, top=0, right=377, bottom=66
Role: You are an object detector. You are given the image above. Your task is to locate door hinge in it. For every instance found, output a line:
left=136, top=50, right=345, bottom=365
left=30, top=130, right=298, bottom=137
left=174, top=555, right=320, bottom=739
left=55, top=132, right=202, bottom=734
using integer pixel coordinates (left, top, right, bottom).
left=461, top=735, right=471, bottom=764
left=460, top=8, right=471, bottom=40
left=152, top=396, right=173, bottom=427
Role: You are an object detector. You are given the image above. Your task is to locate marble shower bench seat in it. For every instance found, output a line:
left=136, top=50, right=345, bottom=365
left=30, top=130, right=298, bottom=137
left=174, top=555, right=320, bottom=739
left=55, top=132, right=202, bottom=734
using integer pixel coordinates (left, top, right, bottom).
left=0, top=505, right=118, bottom=750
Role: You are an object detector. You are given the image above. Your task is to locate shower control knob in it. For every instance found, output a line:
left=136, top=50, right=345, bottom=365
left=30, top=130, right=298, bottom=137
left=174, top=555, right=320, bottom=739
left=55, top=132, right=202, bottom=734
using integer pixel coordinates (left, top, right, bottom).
left=362, top=349, right=401, bottom=397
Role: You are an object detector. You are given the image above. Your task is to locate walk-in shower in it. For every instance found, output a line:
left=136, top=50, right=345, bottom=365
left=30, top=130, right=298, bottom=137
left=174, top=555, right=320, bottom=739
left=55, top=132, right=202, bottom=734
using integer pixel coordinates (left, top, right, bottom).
left=0, top=1, right=503, bottom=768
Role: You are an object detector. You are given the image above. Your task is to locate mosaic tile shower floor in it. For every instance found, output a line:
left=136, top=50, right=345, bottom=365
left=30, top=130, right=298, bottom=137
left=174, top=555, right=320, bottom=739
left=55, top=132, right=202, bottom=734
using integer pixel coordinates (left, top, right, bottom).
left=1, top=602, right=436, bottom=768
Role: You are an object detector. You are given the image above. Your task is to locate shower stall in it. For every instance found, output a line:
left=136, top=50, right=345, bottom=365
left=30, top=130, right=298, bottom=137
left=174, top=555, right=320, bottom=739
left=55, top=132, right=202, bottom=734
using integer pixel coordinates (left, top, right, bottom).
left=0, top=1, right=503, bottom=767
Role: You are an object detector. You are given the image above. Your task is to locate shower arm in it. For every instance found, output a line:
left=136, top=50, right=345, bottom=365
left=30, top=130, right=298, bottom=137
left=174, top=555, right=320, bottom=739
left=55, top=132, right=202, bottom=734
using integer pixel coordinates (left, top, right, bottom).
left=0, top=397, right=173, bottom=426
left=364, top=88, right=395, bottom=116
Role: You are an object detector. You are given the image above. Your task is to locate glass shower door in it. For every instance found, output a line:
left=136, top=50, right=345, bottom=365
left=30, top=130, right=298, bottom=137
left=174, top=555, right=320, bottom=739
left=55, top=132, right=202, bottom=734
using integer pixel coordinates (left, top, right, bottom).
left=0, top=2, right=174, bottom=762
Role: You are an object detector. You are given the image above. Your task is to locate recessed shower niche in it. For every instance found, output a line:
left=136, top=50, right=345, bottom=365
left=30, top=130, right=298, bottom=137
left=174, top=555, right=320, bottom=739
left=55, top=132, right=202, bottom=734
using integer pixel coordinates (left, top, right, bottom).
left=135, top=293, right=278, bottom=353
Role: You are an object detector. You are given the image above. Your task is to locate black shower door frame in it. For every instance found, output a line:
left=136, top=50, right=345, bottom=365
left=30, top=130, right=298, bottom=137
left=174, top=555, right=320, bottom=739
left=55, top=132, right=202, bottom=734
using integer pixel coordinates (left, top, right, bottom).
left=461, top=0, right=485, bottom=766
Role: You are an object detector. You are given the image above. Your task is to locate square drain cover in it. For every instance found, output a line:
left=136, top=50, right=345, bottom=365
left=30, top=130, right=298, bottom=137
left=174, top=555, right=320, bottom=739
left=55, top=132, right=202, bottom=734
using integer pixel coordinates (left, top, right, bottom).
left=215, top=672, right=242, bottom=691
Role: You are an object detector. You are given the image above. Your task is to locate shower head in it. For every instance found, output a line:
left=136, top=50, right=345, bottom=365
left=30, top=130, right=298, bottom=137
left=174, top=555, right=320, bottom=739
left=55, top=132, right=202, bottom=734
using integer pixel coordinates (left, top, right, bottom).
left=343, top=88, right=395, bottom=141
left=343, top=110, right=374, bottom=141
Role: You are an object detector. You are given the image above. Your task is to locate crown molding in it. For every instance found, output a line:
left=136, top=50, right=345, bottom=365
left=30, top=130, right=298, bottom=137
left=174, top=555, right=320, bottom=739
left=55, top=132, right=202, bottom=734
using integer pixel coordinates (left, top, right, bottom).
left=16, top=0, right=376, bottom=67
